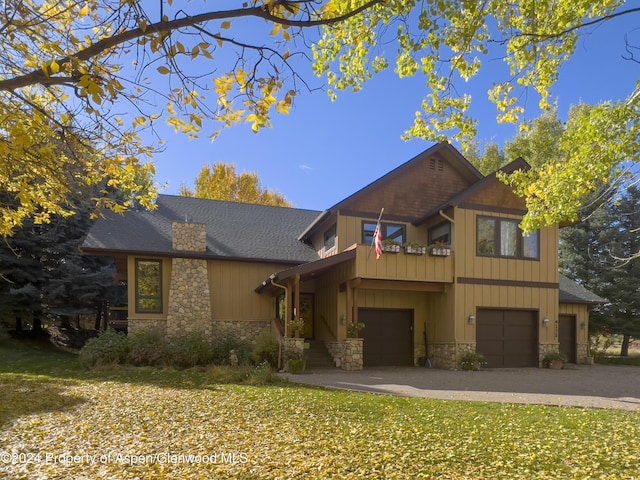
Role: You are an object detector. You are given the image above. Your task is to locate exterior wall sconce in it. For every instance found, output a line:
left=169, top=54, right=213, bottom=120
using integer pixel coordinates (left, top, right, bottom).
left=340, top=314, right=346, bottom=325
left=468, top=314, right=476, bottom=325
left=580, top=321, right=586, bottom=330
left=543, top=317, right=550, bottom=327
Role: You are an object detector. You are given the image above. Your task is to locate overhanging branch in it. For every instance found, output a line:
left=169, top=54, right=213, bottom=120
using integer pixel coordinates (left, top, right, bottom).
left=0, top=1, right=383, bottom=92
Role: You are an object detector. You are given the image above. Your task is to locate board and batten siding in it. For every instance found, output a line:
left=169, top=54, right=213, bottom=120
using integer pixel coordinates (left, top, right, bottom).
left=208, top=260, right=290, bottom=321
left=454, top=207, right=559, bottom=283
left=559, top=303, right=590, bottom=347
left=452, top=207, right=560, bottom=344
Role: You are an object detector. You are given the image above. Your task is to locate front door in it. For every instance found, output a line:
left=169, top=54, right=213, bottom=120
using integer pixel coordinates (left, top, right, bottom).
left=558, top=315, right=577, bottom=363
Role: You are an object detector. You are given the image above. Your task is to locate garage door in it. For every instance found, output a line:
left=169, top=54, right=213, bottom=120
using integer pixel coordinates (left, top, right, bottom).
left=359, top=308, right=413, bottom=367
left=476, top=309, right=538, bottom=368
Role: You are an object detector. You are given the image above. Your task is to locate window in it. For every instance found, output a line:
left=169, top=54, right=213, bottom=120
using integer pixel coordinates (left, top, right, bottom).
left=135, top=259, right=162, bottom=313
left=428, top=222, right=451, bottom=245
left=362, top=221, right=405, bottom=246
left=324, top=224, right=337, bottom=251
left=476, top=216, right=539, bottom=259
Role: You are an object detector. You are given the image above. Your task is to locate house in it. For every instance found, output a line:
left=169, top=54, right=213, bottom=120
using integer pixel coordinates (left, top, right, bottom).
left=81, top=142, right=603, bottom=369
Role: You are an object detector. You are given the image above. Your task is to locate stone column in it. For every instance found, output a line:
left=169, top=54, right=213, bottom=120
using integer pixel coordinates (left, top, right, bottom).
left=341, top=338, right=363, bottom=371
left=166, top=223, right=213, bottom=338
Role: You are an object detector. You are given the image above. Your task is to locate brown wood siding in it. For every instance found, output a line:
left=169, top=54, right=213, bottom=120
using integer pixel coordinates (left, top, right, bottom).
left=464, top=179, right=527, bottom=211
left=208, top=260, right=292, bottom=321
left=341, top=152, right=474, bottom=220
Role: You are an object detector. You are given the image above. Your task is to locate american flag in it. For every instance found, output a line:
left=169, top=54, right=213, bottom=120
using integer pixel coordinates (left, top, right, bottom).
left=373, top=222, right=383, bottom=260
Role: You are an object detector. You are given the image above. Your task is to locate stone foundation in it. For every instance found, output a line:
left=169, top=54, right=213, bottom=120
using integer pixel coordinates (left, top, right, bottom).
left=429, top=343, right=456, bottom=369
left=282, top=337, right=304, bottom=364
left=539, top=343, right=560, bottom=367
left=212, top=320, right=271, bottom=345
left=127, top=318, right=166, bottom=336
left=326, top=341, right=343, bottom=367
left=341, top=338, right=363, bottom=371
left=414, top=343, right=426, bottom=366
left=577, top=344, right=590, bottom=364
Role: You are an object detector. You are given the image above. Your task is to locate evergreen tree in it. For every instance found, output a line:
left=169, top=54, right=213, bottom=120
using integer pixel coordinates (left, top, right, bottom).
left=560, top=185, right=640, bottom=355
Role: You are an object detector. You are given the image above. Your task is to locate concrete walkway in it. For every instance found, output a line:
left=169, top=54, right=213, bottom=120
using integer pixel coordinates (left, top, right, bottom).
left=282, top=364, right=640, bottom=410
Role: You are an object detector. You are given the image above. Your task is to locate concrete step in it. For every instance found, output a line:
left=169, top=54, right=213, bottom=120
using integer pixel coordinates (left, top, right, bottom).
left=304, top=340, right=336, bottom=369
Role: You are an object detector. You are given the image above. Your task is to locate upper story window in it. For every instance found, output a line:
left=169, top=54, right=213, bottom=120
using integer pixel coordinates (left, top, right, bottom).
left=428, top=222, right=451, bottom=245
left=477, top=216, right=539, bottom=260
left=135, top=259, right=163, bottom=313
left=362, top=221, right=405, bottom=246
left=324, top=224, right=337, bottom=251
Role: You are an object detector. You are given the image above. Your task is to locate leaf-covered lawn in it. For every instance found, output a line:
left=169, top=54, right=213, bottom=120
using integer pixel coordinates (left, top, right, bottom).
left=1, top=342, right=640, bottom=479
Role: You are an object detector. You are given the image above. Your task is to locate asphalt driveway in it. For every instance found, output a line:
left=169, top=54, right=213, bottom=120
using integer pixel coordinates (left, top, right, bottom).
left=283, top=364, right=640, bottom=410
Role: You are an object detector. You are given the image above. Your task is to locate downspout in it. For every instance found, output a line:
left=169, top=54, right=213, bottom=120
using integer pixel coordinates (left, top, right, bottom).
left=269, top=274, right=288, bottom=369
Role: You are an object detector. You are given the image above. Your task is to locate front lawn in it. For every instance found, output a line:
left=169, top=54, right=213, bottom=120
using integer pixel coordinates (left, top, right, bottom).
left=1, top=339, right=639, bottom=479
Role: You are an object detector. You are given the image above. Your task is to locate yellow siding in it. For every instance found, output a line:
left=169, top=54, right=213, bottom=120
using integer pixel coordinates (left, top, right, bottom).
left=455, top=283, right=559, bottom=344
left=454, top=207, right=559, bottom=283
left=353, top=245, right=453, bottom=283
left=314, top=259, right=355, bottom=341
left=208, top=260, right=291, bottom=321
left=559, top=303, right=590, bottom=346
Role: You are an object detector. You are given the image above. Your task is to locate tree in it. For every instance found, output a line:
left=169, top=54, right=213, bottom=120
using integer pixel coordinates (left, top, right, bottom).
left=560, top=185, right=640, bottom=355
left=180, top=163, right=291, bottom=207
left=1, top=1, right=638, bottom=234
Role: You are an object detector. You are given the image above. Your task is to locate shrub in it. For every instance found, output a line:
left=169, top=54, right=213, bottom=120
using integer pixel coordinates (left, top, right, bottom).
left=459, top=352, right=487, bottom=371
left=210, top=332, right=251, bottom=366
left=286, top=358, right=306, bottom=374
left=127, top=328, right=168, bottom=366
left=166, top=332, right=212, bottom=368
left=79, top=329, right=129, bottom=369
left=252, top=330, right=279, bottom=368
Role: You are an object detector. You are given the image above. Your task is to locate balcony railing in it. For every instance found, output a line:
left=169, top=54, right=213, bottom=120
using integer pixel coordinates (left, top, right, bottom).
left=354, top=244, right=453, bottom=283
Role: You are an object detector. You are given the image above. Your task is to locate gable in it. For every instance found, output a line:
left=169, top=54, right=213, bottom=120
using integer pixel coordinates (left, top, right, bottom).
left=333, top=143, right=483, bottom=221
left=462, top=178, right=527, bottom=212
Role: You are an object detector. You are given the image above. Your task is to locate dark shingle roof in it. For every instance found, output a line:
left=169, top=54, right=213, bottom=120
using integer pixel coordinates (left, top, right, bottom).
left=82, top=195, right=321, bottom=263
left=559, top=274, right=606, bottom=304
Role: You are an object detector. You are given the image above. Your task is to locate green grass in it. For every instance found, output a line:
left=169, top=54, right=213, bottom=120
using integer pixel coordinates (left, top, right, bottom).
left=2, top=339, right=640, bottom=479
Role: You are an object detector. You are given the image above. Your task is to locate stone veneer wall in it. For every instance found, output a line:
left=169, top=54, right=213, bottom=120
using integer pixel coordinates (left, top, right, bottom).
left=429, top=343, right=475, bottom=369
left=577, top=344, right=590, bottom=364
left=326, top=341, right=343, bottom=367
left=128, top=318, right=166, bottom=336
left=166, top=223, right=213, bottom=338
left=213, top=320, right=271, bottom=345
left=282, top=337, right=304, bottom=363
left=341, top=338, right=363, bottom=371
left=539, top=343, right=560, bottom=367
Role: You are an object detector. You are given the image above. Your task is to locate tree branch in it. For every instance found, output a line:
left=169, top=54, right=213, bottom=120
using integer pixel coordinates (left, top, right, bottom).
left=0, top=1, right=383, bottom=92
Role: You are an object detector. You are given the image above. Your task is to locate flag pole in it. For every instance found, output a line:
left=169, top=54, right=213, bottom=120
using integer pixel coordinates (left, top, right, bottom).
left=367, top=207, right=384, bottom=261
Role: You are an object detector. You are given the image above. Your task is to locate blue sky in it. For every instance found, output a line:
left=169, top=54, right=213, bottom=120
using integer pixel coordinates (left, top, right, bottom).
left=148, top=11, right=638, bottom=212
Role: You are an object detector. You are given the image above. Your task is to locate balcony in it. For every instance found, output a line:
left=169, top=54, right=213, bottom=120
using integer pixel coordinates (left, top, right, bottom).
left=353, top=244, right=453, bottom=283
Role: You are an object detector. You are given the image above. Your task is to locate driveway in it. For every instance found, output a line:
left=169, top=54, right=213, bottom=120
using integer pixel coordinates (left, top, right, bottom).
left=282, top=364, right=640, bottom=410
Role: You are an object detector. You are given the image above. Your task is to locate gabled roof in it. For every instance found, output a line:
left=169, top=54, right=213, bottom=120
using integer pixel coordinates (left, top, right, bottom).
left=300, top=142, right=484, bottom=239
left=81, top=195, right=321, bottom=264
left=415, top=157, right=530, bottom=225
left=559, top=274, right=607, bottom=305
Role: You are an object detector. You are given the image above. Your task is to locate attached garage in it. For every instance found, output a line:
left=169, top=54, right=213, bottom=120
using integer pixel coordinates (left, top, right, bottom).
left=359, top=308, right=413, bottom=367
left=476, top=309, right=539, bottom=368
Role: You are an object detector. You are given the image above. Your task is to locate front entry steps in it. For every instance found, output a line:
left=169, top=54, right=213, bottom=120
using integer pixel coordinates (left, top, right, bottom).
left=304, top=339, right=336, bottom=370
